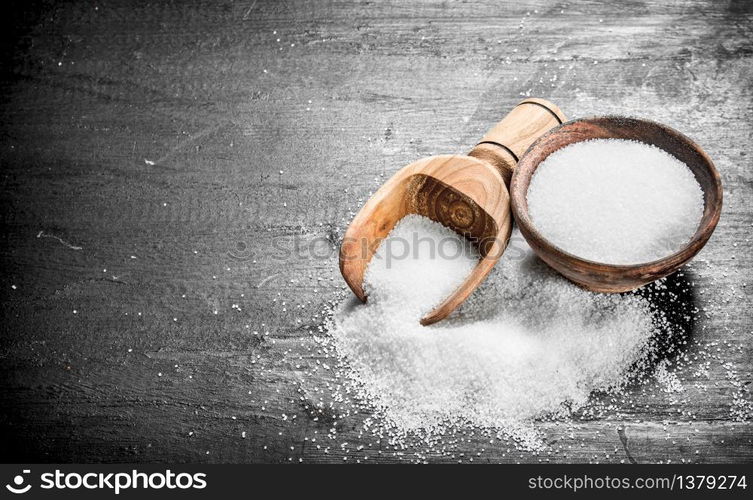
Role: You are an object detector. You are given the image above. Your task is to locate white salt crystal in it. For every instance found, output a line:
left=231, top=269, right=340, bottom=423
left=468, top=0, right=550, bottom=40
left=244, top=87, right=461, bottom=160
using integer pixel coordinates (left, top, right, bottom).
left=527, top=139, right=704, bottom=265
left=363, top=215, right=479, bottom=318
left=654, top=359, right=683, bottom=393
left=331, top=214, right=657, bottom=444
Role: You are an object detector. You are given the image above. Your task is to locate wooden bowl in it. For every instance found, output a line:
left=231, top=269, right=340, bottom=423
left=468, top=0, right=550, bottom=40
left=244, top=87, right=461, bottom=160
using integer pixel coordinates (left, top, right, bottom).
left=510, top=116, right=723, bottom=292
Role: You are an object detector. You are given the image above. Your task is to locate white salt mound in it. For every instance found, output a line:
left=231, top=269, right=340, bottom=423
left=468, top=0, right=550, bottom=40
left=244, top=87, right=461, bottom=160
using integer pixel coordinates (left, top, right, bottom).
left=363, top=215, right=480, bottom=318
left=331, top=214, right=658, bottom=442
left=526, top=139, right=704, bottom=265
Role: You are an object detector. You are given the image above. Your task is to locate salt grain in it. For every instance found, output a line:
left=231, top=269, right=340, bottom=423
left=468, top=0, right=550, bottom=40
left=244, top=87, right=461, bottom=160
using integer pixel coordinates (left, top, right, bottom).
left=527, top=139, right=703, bottom=265
left=330, top=214, right=659, bottom=447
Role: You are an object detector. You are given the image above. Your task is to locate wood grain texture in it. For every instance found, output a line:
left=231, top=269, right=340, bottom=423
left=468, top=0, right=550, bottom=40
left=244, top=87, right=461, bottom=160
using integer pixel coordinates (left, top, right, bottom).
left=0, top=0, right=751, bottom=463
left=339, top=154, right=511, bottom=325
left=470, top=97, right=566, bottom=185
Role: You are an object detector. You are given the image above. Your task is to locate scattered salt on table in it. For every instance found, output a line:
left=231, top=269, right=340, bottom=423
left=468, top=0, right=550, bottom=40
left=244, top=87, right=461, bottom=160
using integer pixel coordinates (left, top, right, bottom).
left=330, top=214, right=661, bottom=447
left=526, top=139, right=704, bottom=265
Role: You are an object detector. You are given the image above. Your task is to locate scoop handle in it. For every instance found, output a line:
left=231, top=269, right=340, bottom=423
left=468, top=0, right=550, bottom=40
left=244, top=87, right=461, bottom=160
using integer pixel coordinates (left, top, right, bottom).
left=469, top=98, right=566, bottom=187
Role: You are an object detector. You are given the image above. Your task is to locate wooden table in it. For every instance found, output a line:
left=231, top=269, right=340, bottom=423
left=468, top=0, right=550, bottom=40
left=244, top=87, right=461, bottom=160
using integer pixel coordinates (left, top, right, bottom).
left=1, top=0, right=751, bottom=463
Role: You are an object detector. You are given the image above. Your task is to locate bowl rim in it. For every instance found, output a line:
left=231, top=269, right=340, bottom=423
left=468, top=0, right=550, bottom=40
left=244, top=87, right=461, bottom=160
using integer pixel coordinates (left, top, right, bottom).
left=510, top=115, right=724, bottom=273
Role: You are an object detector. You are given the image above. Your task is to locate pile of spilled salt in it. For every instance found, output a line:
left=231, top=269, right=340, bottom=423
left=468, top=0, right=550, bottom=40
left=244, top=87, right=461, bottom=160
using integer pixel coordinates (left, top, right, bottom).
left=330, top=214, right=663, bottom=447
left=526, top=139, right=704, bottom=265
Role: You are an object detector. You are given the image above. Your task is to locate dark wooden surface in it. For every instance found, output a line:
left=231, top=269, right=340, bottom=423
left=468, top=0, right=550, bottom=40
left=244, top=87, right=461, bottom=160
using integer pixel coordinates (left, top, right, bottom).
left=0, top=0, right=751, bottom=463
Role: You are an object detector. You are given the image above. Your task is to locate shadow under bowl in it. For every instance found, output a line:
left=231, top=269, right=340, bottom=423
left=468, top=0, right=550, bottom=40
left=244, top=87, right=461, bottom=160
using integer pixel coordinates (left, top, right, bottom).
left=510, top=116, right=723, bottom=292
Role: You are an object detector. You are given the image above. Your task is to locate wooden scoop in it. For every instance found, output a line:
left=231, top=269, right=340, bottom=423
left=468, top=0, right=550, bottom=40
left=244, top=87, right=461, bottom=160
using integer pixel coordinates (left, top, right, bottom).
left=339, top=98, right=566, bottom=325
